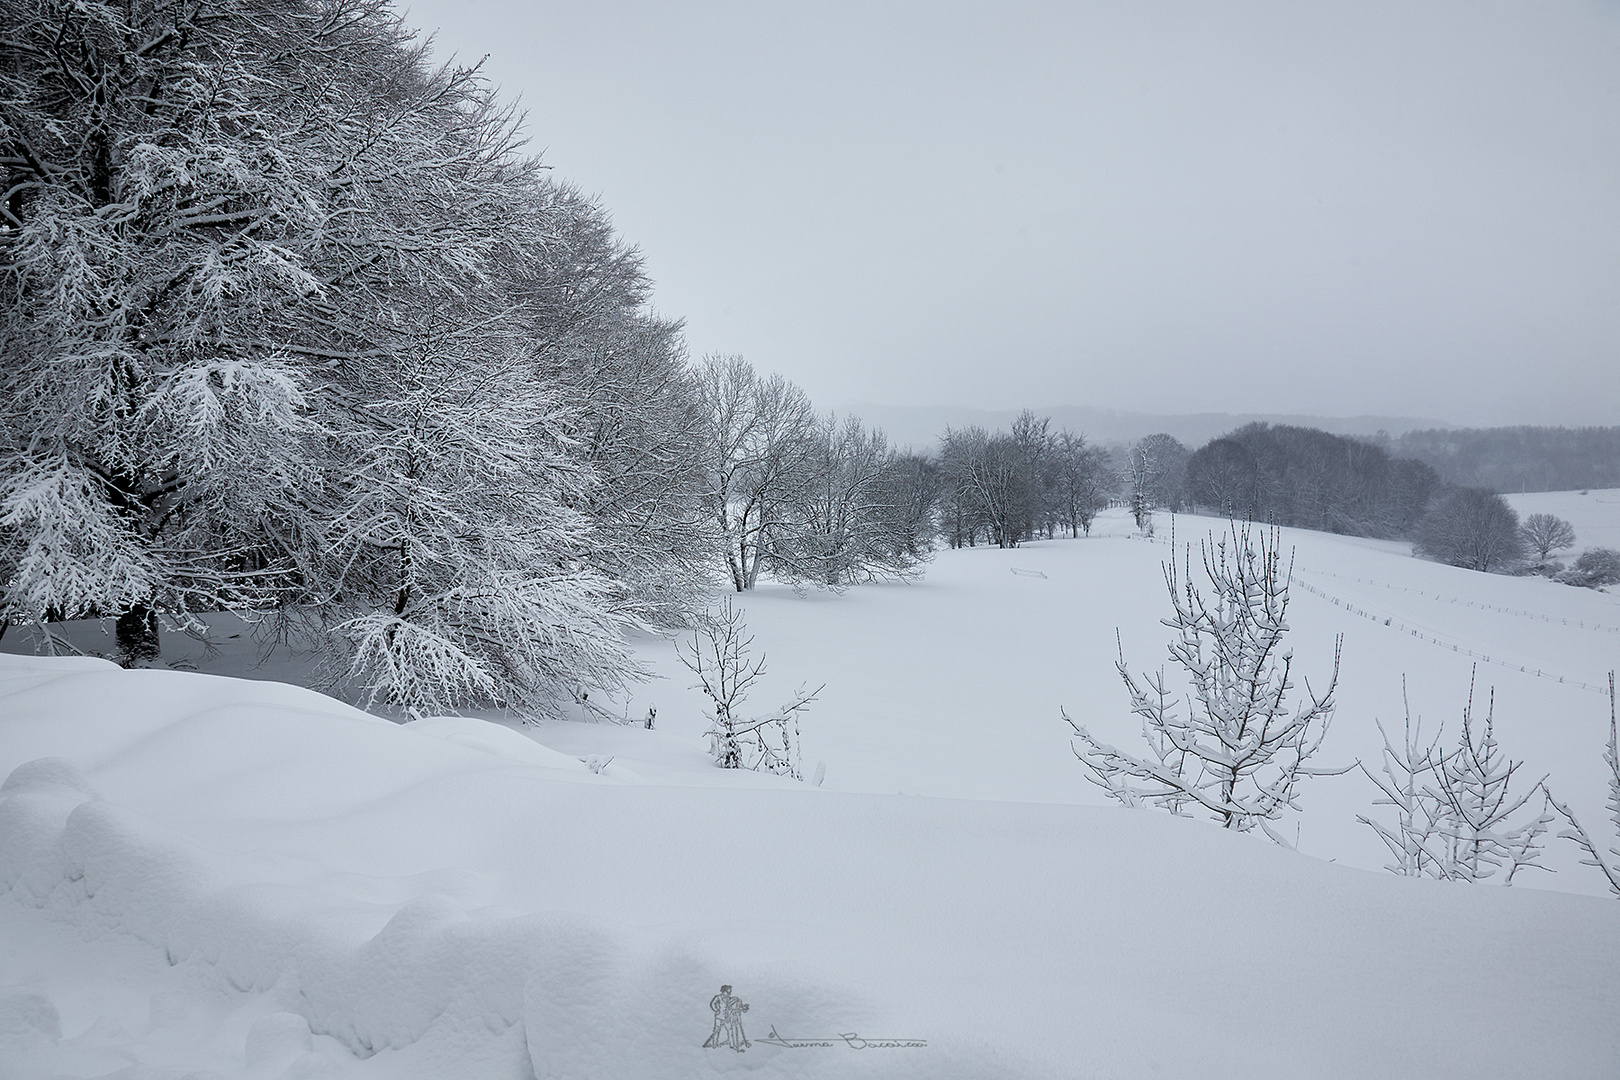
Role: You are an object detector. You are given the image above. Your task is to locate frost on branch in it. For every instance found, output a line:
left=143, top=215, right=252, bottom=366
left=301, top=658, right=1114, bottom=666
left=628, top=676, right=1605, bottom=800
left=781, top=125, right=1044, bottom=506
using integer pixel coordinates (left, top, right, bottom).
left=1064, top=523, right=1346, bottom=844
left=679, top=599, right=821, bottom=778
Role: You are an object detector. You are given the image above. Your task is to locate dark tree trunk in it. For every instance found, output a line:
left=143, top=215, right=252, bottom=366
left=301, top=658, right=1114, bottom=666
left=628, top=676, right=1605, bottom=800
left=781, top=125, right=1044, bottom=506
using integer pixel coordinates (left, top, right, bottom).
left=116, top=605, right=161, bottom=666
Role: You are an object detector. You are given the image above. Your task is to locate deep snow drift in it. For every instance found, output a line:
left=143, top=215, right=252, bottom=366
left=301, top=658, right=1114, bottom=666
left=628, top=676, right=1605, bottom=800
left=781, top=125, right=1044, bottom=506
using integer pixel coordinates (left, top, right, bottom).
left=4, top=503, right=1620, bottom=1078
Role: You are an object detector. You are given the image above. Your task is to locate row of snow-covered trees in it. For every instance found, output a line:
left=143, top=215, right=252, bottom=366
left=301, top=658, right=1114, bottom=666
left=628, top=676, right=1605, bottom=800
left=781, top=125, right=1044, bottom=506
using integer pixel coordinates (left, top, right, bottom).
left=936, top=411, right=1117, bottom=548
left=696, top=356, right=933, bottom=590
left=0, top=0, right=696, bottom=715
left=0, top=0, right=930, bottom=718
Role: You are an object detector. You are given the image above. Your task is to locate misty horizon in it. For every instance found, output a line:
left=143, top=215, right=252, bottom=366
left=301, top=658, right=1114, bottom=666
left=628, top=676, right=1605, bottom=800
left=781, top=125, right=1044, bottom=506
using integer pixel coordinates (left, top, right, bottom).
left=401, top=0, right=1620, bottom=429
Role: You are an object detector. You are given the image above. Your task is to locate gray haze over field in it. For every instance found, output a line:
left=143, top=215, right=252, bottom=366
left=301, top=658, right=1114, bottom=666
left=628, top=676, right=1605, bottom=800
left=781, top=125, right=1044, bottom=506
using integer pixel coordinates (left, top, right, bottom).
left=404, top=0, right=1620, bottom=429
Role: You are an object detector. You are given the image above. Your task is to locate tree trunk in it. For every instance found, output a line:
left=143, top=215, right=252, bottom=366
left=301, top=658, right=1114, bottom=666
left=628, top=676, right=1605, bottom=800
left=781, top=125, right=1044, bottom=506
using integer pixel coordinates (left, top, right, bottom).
left=116, top=604, right=161, bottom=667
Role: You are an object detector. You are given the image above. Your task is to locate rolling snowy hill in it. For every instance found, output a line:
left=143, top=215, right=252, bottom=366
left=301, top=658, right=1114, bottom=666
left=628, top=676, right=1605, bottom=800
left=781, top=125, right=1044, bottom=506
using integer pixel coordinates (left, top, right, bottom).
left=4, top=501, right=1619, bottom=1078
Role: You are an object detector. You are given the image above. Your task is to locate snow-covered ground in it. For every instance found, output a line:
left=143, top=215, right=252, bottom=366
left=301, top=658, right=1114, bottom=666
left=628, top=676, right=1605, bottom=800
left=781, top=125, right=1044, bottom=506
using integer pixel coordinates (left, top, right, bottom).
left=5, top=500, right=1620, bottom=1078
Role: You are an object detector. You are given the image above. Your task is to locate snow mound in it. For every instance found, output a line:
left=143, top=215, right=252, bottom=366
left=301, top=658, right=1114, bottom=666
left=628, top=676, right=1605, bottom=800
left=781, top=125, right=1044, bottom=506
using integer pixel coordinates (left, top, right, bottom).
left=4, top=646, right=1620, bottom=1078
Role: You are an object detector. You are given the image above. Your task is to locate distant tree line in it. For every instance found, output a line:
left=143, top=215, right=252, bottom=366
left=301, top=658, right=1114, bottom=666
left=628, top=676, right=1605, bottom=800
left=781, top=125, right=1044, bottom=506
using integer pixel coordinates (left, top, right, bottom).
left=1390, top=426, right=1620, bottom=494
left=1182, top=424, right=1442, bottom=539
left=935, top=412, right=1117, bottom=548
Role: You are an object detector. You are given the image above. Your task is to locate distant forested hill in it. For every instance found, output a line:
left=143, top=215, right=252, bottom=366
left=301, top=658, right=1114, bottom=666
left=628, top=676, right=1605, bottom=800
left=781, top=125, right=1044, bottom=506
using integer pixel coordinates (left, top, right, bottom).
left=1185, top=423, right=1442, bottom=538
left=1391, top=427, right=1620, bottom=493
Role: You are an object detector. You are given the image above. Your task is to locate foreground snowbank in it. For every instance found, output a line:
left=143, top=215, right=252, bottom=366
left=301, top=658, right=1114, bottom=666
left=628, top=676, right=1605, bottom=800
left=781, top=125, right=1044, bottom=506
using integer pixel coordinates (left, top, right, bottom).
left=3, top=653, right=1619, bottom=1079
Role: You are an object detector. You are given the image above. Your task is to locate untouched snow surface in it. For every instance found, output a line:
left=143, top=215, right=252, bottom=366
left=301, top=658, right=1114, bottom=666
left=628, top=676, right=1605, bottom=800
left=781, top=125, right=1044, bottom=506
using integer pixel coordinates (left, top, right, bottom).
left=4, top=505, right=1620, bottom=1077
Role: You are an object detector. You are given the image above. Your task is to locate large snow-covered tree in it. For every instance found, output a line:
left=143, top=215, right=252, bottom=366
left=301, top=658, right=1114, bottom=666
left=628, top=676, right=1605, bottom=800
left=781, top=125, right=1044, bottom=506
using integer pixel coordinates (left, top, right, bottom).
left=2, top=0, right=650, bottom=716
left=507, top=189, right=715, bottom=625
left=1413, top=487, right=1525, bottom=572
left=695, top=355, right=817, bottom=591
left=1, top=0, right=348, bottom=659
left=772, top=413, right=931, bottom=588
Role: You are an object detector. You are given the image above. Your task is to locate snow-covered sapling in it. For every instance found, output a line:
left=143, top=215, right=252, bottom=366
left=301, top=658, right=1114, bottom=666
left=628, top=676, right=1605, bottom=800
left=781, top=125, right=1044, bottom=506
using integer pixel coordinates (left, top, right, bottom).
left=1431, top=676, right=1552, bottom=884
left=680, top=598, right=821, bottom=778
left=1064, top=523, right=1347, bottom=844
left=1360, top=670, right=1552, bottom=884
left=1358, top=678, right=1452, bottom=878
left=1548, top=672, right=1620, bottom=898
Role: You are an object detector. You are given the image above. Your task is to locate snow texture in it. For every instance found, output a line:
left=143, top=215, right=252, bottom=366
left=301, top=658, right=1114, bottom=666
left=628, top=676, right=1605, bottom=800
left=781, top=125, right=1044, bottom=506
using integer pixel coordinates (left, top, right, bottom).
left=4, top=502, right=1620, bottom=1076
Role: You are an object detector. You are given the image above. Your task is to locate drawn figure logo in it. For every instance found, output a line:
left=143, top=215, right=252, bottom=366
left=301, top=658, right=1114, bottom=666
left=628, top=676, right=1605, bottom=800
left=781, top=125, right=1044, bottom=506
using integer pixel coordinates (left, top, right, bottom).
left=701, top=984, right=750, bottom=1052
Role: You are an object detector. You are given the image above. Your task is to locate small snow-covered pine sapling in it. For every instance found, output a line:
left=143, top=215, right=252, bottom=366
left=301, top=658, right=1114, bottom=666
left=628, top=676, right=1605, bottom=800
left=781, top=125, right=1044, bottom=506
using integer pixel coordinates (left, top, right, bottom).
left=1431, top=671, right=1552, bottom=884
left=1063, top=523, right=1348, bottom=845
left=1547, top=672, right=1620, bottom=898
left=1357, top=677, right=1452, bottom=878
left=679, top=599, right=822, bottom=778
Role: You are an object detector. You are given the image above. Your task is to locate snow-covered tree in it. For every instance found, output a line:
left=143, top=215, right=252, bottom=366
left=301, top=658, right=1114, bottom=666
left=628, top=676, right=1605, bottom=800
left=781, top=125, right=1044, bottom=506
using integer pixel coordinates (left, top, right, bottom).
left=0, top=0, right=350, bottom=659
left=1414, top=488, right=1524, bottom=572
left=772, top=414, right=931, bottom=588
left=937, top=425, right=1029, bottom=548
left=506, top=186, right=715, bottom=625
left=303, top=300, right=637, bottom=719
left=695, top=356, right=818, bottom=591
left=1359, top=671, right=1552, bottom=884
left=1064, top=523, right=1346, bottom=844
left=679, top=598, right=820, bottom=777
left=1008, top=410, right=1057, bottom=540
left=1128, top=433, right=1190, bottom=530
left=2, top=0, right=657, bottom=715
left=1051, top=429, right=1115, bottom=537
left=1520, top=513, right=1576, bottom=562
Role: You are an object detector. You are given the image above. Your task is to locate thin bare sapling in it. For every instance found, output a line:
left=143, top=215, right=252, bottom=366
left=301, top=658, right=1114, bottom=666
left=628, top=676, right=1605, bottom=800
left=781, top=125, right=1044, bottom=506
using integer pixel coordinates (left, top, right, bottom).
left=680, top=598, right=822, bottom=778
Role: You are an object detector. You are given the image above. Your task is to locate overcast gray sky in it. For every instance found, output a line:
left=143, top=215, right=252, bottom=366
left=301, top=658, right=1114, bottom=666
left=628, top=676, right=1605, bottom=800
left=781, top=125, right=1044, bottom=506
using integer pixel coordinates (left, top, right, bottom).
left=401, top=0, right=1620, bottom=428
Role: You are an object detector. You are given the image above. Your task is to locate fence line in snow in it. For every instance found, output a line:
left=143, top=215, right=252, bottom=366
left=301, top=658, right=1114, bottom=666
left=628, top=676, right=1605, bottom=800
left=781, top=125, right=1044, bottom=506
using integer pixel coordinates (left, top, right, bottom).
left=1291, top=578, right=1609, bottom=696
left=1305, top=570, right=1620, bottom=634
left=1121, top=532, right=1610, bottom=694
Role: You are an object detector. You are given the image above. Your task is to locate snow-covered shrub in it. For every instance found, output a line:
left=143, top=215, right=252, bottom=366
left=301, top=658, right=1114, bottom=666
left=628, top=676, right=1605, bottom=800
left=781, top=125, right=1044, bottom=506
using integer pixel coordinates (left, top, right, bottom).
left=679, top=599, right=821, bottom=777
left=1559, top=548, right=1620, bottom=589
left=1064, top=523, right=1347, bottom=844
left=1360, top=671, right=1551, bottom=884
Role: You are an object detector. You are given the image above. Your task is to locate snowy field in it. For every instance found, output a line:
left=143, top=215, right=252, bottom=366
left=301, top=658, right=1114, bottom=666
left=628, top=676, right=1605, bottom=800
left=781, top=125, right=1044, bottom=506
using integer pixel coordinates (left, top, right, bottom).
left=5, top=499, right=1620, bottom=1078
left=1505, top=487, right=1620, bottom=557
